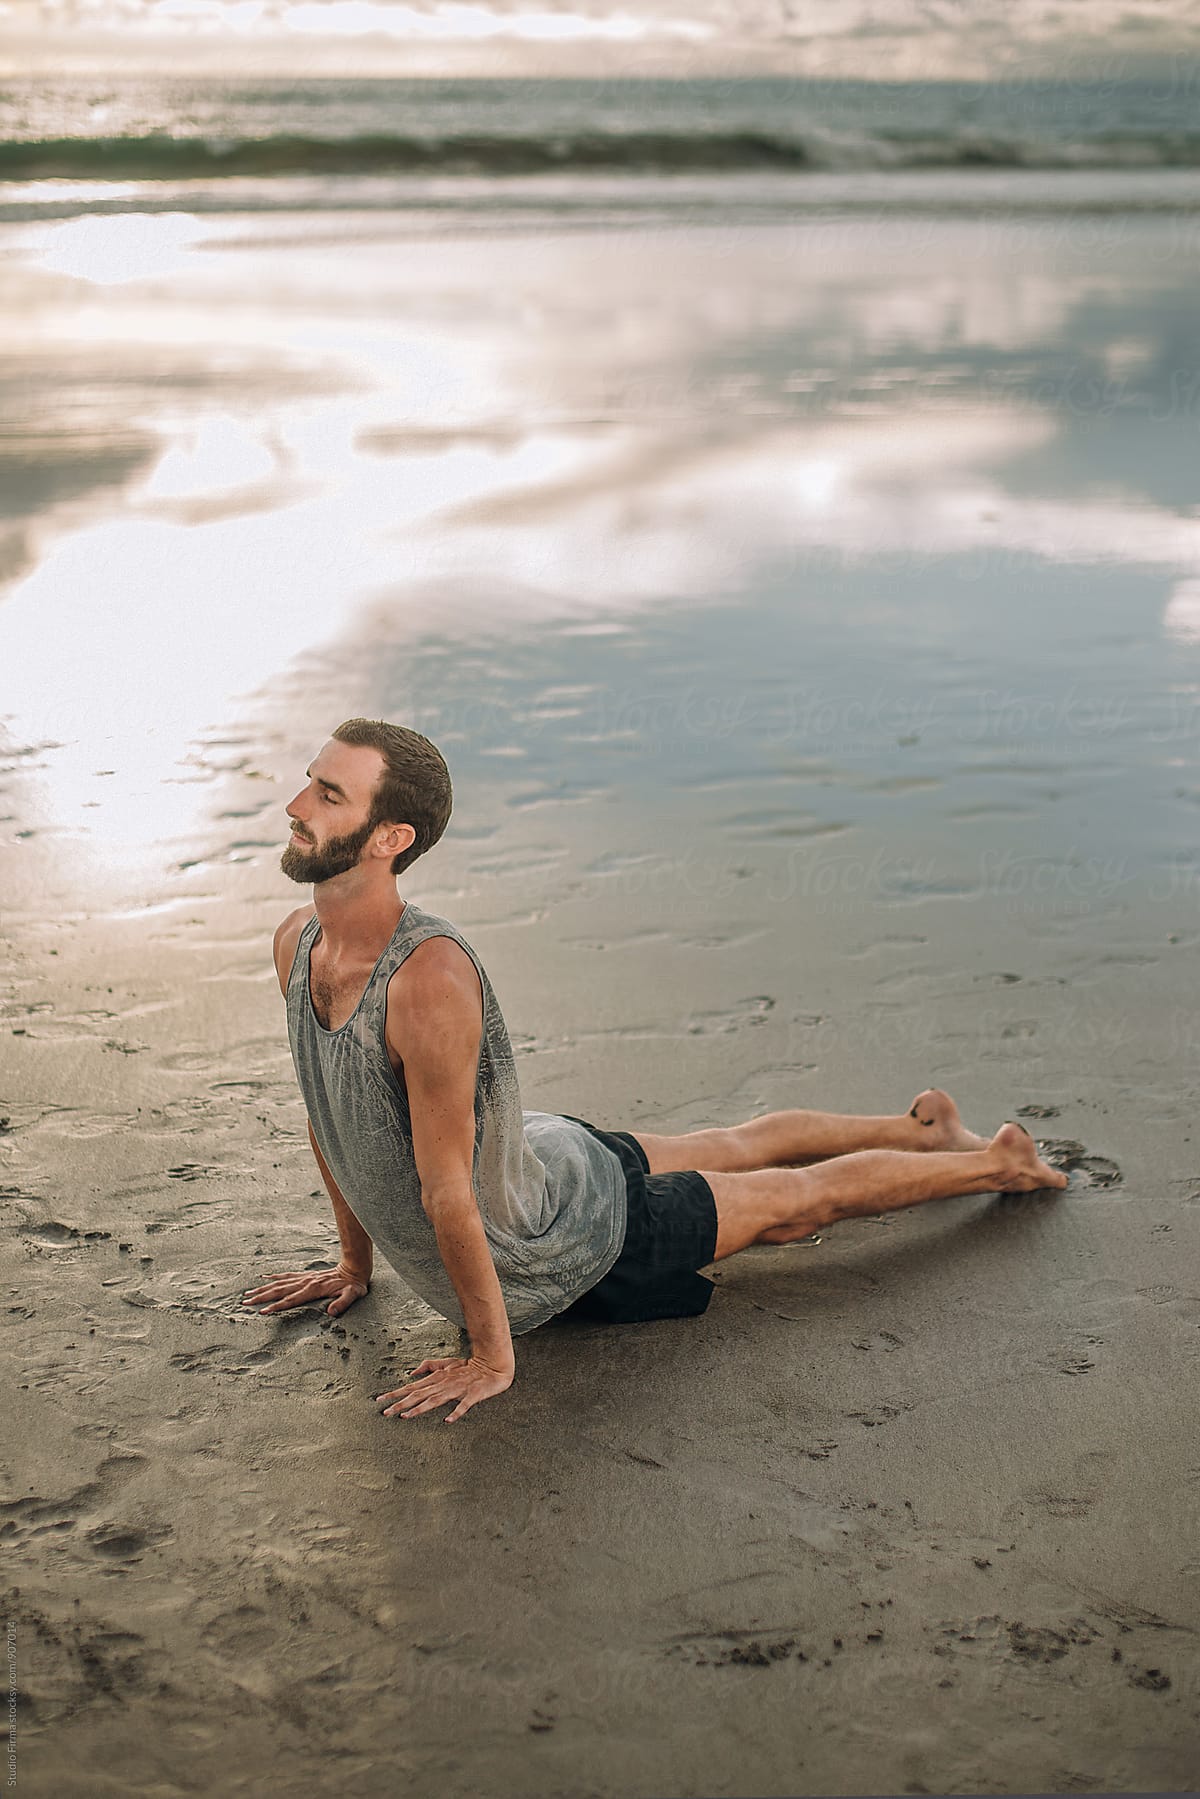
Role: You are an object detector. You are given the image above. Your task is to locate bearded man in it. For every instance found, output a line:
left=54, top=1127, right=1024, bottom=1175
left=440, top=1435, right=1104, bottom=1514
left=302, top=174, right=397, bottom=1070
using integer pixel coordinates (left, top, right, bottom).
left=242, top=717, right=1067, bottom=1422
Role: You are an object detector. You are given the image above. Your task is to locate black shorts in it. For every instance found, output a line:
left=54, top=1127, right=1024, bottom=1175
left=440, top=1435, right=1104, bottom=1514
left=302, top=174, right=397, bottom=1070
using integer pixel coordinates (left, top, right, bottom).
left=554, top=1113, right=719, bottom=1325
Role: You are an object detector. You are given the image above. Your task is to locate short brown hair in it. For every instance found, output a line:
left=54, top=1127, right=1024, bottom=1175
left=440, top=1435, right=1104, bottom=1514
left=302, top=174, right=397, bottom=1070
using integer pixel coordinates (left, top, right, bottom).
left=332, top=718, right=452, bottom=876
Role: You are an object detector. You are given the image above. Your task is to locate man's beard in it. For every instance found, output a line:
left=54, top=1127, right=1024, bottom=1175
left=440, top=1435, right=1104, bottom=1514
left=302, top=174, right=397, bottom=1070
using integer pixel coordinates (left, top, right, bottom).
left=280, top=819, right=377, bottom=885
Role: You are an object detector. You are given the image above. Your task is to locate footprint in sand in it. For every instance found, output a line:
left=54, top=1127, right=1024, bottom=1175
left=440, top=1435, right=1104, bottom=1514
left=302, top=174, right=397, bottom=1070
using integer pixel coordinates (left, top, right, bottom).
left=930, top=1612, right=1101, bottom=1667
left=144, top=1198, right=234, bottom=1232
left=1128, top=1665, right=1172, bottom=1691
left=86, top=1521, right=173, bottom=1561
left=845, top=1400, right=912, bottom=1428
left=666, top=1628, right=804, bottom=1668
left=23, top=1222, right=112, bottom=1249
left=850, top=1329, right=904, bottom=1353
left=122, top=1283, right=236, bottom=1316
left=1035, top=1139, right=1122, bottom=1188
left=683, top=995, right=777, bottom=1035
left=168, top=1341, right=282, bottom=1373
left=201, top=1603, right=276, bottom=1658
left=11, top=1604, right=150, bottom=1705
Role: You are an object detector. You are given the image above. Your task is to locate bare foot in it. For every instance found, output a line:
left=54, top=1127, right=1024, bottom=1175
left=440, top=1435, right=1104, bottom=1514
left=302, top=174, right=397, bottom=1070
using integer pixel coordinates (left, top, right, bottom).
left=908, top=1087, right=990, bottom=1154
left=987, top=1121, right=1070, bottom=1192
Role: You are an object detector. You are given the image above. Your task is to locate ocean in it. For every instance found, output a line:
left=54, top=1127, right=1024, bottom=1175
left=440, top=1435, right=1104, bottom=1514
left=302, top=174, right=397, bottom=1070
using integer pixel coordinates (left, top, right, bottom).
left=3, top=73, right=1200, bottom=221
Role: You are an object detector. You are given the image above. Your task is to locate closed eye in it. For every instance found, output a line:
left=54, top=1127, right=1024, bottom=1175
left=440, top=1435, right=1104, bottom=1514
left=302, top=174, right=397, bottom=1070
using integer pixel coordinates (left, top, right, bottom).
left=305, top=765, right=347, bottom=805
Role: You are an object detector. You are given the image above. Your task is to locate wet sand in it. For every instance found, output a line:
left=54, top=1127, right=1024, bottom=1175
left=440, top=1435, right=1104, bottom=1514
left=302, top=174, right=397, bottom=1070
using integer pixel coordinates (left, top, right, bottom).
left=2, top=197, right=1199, bottom=1795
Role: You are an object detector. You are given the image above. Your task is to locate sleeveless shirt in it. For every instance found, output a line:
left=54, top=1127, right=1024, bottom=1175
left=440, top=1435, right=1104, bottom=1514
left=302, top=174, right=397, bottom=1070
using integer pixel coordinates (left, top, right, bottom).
left=285, top=900, right=629, bottom=1335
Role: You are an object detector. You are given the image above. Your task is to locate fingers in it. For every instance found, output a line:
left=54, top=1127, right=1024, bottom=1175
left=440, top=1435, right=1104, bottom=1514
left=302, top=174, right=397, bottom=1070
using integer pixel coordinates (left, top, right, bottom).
left=372, top=1379, right=424, bottom=1406
left=242, top=1274, right=313, bottom=1295
left=371, top=1359, right=466, bottom=1415
left=241, top=1281, right=305, bottom=1305
left=375, top=1378, right=431, bottom=1410
left=375, top=1381, right=481, bottom=1420
left=397, top=1395, right=449, bottom=1418
left=242, top=1281, right=316, bottom=1313
left=242, top=1270, right=339, bottom=1303
left=384, top=1384, right=474, bottom=1421
left=375, top=1374, right=447, bottom=1417
left=252, top=1288, right=311, bottom=1308
left=243, top=1268, right=368, bottom=1319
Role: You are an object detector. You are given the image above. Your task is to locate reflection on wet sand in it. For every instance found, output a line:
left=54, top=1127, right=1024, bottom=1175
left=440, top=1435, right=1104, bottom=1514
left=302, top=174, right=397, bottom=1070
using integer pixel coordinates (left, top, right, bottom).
left=1, top=209, right=1198, bottom=891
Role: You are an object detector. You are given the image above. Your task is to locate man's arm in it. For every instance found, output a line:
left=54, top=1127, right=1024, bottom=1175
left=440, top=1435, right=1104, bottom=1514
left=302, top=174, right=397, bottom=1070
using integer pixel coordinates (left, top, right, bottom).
left=275, top=899, right=372, bottom=1266
left=241, top=906, right=372, bottom=1320
left=372, top=938, right=514, bottom=1422
left=308, top=1120, right=373, bottom=1281
left=276, top=902, right=372, bottom=1273
left=245, top=1121, right=375, bottom=1315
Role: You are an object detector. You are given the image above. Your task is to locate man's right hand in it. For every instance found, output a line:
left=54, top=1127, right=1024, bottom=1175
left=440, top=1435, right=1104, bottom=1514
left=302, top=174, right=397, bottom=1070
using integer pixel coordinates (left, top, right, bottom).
left=241, top=1263, right=370, bottom=1318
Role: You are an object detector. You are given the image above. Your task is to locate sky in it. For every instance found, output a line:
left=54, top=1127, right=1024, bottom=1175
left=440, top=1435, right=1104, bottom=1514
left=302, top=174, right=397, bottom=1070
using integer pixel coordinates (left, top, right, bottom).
left=3, top=0, right=1200, bottom=81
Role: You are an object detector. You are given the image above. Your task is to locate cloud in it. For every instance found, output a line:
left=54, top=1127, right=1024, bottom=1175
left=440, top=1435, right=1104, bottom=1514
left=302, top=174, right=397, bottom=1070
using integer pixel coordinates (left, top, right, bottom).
left=276, top=2, right=710, bottom=40
left=2, top=0, right=1197, bottom=75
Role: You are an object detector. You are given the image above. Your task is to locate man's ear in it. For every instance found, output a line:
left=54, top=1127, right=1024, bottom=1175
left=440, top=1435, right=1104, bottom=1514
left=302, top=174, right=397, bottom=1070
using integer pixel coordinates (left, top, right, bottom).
left=376, top=821, right=416, bottom=860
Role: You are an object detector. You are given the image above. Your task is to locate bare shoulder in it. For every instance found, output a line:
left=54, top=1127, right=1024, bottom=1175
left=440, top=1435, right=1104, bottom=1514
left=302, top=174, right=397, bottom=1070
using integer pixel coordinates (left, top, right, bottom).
left=272, top=904, right=317, bottom=998
left=386, top=934, right=483, bottom=1050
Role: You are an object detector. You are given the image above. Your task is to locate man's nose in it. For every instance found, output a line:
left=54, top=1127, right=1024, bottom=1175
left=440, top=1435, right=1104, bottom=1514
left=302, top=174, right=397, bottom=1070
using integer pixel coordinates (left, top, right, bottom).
left=285, top=793, right=306, bottom=820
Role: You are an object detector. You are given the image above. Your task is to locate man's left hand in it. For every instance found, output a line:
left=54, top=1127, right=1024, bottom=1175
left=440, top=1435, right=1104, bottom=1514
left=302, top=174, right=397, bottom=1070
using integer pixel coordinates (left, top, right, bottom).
left=373, top=1354, right=513, bottom=1422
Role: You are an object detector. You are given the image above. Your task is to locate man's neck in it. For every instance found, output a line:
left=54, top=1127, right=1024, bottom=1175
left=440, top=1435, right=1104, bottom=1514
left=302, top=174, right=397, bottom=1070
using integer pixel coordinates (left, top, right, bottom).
left=312, top=877, right=407, bottom=963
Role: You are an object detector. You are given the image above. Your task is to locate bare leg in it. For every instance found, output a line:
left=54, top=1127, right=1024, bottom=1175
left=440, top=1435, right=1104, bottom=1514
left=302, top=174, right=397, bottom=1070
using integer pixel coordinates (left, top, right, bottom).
left=699, top=1122, right=1068, bottom=1262
left=632, top=1087, right=989, bottom=1177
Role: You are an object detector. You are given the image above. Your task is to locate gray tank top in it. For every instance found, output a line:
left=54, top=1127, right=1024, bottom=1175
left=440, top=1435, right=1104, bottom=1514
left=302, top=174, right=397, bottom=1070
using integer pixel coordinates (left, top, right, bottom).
left=285, top=900, right=628, bottom=1335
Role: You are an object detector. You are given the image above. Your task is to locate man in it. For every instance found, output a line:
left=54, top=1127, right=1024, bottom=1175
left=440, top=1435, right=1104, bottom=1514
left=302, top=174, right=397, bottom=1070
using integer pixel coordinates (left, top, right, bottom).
left=242, top=718, right=1068, bottom=1424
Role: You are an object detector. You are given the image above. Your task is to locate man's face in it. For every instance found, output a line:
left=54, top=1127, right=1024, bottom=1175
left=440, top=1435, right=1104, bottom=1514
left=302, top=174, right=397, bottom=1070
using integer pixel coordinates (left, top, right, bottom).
left=281, top=741, right=388, bottom=886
